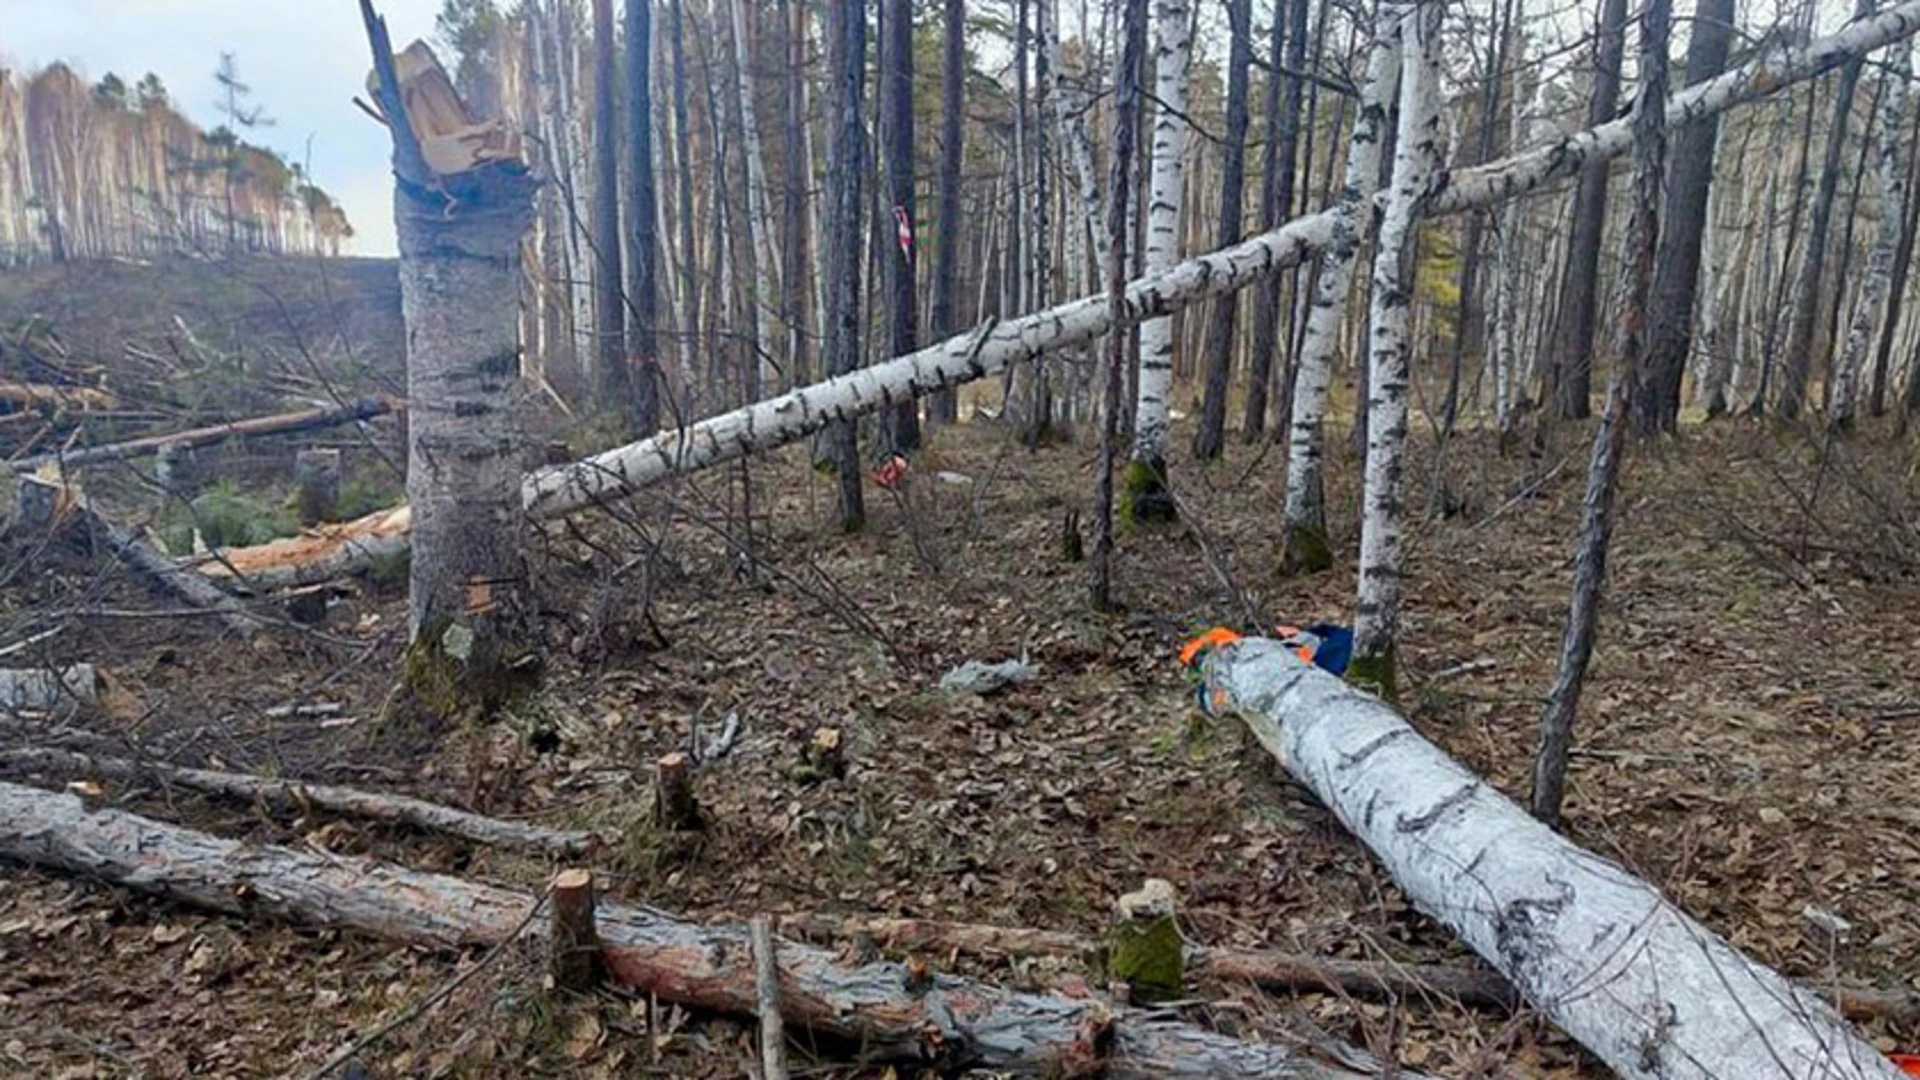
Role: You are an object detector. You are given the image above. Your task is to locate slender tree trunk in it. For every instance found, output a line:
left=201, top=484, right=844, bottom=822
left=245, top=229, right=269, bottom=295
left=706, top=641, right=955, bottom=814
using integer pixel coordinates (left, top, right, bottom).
left=1546, top=0, right=1628, bottom=419
left=667, top=0, right=701, bottom=410
left=1194, top=0, right=1252, bottom=460
left=1781, top=0, right=1871, bottom=420
left=824, top=0, right=867, bottom=531
left=1093, top=0, right=1148, bottom=611
left=1242, top=0, right=1307, bottom=441
left=359, top=17, right=539, bottom=720
left=1024, top=0, right=1058, bottom=445
left=590, top=0, right=628, bottom=419
left=1634, top=0, right=1736, bottom=431
left=1280, top=11, right=1400, bottom=576
left=928, top=0, right=966, bottom=425
left=879, top=0, right=921, bottom=452
left=626, top=0, right=662, bottom=435
left=1124, top=0, right=1193, bottom=521
left=1441, top=0, right=1510, bottom=440
left=1349, top=0, right=1443, bottom=697
left=728, top=0, right=779, bottom=395
left=1870, top=50, right=1920, bottom=418
left=1535, top=0, right=1668, bottom=826
left=1492, top=15, right=1527, bottom=436
left=1049, top=0, right=1110, bottom=431
left=1831, top=45, right=1909, bottom=429
left=782, top=0, right=813, bottom=390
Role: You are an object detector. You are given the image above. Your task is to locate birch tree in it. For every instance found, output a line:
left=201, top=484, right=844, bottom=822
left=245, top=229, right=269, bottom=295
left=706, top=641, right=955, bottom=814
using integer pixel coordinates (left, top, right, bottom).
left=1244, top=0, right=1310, bottom=440
left=359, top=11, right=539, bottom=720
left=823, top=0, right=867, bottom=531
left=1349, top=0, right=1444, bottom=696
left=728, top=0, right=778, bottom=396
left=1830, top=42, right=1909, bottom=429
left=1124, top=0, right=1193, bottom=523
left=1280, top=6, right=1401, bottom=575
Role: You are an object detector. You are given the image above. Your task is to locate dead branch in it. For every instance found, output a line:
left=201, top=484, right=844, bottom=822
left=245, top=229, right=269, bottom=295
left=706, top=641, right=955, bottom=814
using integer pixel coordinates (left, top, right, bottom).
left=15, top=396, right=397, bottom=472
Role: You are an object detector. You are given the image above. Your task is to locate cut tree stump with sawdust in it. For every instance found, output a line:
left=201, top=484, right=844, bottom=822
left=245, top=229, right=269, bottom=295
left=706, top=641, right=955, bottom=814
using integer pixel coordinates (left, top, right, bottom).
left=0, top=747, right=602, bottom=858
left=0, top=781, right=1432, bottom=1079
left=1199, top=637, right=1911, bottom=1080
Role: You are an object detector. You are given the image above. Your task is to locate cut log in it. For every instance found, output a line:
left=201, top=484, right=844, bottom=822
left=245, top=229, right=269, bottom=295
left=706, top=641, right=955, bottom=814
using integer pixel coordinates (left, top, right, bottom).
left=0, top=747, right=602, bottom=859
left=196, top=505, right=412, bottom=592
left=1199, top=638, right=1908, bottom=1080
left=14, top=396, right=397, bottom=472
left=0, top=781, right=1427, bottom=1080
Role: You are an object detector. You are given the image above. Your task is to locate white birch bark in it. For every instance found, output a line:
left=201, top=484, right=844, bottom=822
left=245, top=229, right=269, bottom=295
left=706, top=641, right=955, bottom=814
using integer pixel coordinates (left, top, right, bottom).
left=1200, top=639, right=1907, bottom=1080
left=1280, top=12, right=1402, bottom=572
left=1831, top=43, right=1910, bottom=428
left=1352, top=0, right=1445, bottom=685
left=1052, top=8, right=1111, bottom=295
left=729, top=0, right=781, bottom=391
left=1129, top=0, right=1194, bottom=471
left=1491, top=41, right=1529, bottom=433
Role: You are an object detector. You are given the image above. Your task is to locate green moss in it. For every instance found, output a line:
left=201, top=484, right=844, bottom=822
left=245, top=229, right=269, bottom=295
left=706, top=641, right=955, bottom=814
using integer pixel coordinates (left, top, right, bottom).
left=1119, top=457, right=1177, bottom=525
left=1346, top=646, right=1399, bottom=703
left=1109, top=914, right=1184, bottom=1002
left=384, top=616, right=540, bottom=729
left=158, top=480, right=299, bottom=553
left=335, top=476, right=405, bottom=520
left=1280, top=522, right=1333, bottom=576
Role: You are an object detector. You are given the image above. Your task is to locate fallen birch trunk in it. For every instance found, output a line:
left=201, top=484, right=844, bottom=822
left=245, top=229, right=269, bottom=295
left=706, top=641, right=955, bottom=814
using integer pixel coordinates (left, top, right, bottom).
left=0, top=748, right=600, bottom=859
left=190, top=0, right=1920, bottom=586
left=1200, top=638, right=1908, bottom=1080
left=0, top=782, right=1425, bottom=1080
left=15, top=396, right=397, bottom=472
left=193, top=505, right=412, bottom=591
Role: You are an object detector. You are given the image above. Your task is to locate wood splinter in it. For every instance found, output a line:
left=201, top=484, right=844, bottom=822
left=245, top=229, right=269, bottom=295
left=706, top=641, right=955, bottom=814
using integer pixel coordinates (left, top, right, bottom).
left=654, top=751, right=702, bottom=831
left=549, top=868, right=602, bottom=994
left=750, top=916, right=790, bottom=1080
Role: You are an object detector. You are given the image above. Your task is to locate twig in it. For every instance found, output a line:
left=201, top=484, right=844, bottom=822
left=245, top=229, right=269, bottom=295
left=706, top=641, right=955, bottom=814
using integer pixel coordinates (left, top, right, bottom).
left=304, top=889, right=549, bottom=1079
left=750, top=916, right=790, bottom=1080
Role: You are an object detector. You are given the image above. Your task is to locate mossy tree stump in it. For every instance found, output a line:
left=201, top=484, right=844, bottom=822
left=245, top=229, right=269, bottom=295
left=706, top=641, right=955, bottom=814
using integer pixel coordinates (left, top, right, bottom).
left=1119, top=457, right=1177, bottom=525
left=1108, top=878, right=1183, bottom=1003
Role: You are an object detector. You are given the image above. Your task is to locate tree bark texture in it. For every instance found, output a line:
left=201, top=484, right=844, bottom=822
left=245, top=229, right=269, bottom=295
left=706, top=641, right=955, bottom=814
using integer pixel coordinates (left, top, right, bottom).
left=1351, top=0, right=1444, bottom=695
left=1198, top=642, right=1910, bottom=1080
left=728, top=0, right=779, bottom=398
left=880, top=0, right=922, bottom=453
left=823, top=0, right=867, bottom=531
left=625, top=0, right=662, bottom=434
left=1194, top=0, right=1252, bottom=461
left=1830, top=43, right=1908, bottom=429
left=0, top=781, right=1428, bottom=1080
left=1244, top=0, right=1310, bottom=440
left=589, top=0, right=628, bottom=414
left=928, top=0, right=967, bottom=425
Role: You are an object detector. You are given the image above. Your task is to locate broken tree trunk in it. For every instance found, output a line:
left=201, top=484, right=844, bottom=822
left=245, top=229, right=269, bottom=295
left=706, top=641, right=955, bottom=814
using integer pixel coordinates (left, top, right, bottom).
left=1199, top=638, right=1908, bottom=1080
left=14, top=396, right=396, bottom=473
left=0, top=781, right=1427, bottom=1080
left=196, top=0, right=1920, bottom=584
left=0, top=747, right=600, bottom=858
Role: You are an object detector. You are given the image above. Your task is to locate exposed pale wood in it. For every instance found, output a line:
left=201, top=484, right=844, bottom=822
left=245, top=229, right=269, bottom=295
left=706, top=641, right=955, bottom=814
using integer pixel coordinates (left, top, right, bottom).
left=0, top=747, right=601, bottom=858
left=0, top=379, right=115, bottom=411
left=0, top=782, right=1427, bottom=1079
left=549, top=868, right=601, bottom=992
left=0, top=666, right=98, bottom=712
left=750, top=916, right=790, bottom=1080
left=196, top=505, right=412, bottom=591
left=15, top=396, right=395, bottom=472
left=1200, top=638, right=1908, bottom=1080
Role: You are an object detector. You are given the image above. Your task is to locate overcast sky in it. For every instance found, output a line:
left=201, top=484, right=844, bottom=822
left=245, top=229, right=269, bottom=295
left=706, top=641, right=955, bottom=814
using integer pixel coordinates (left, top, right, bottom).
left=0, top=0, right=448, bottom=257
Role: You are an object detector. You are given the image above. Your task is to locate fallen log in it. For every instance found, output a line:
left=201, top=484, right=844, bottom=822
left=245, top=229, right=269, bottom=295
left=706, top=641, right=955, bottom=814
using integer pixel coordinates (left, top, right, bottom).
left=0, top=781, right=1427, bottom=1080
left=14, top=395, right=397, bottom=472
left=1199, top=638, right=1908, bottom=1080
left=0, top=747, right=601, bottom=859
left=193, top=505, right=411, bottom=591
left=0, top=378, right=115, bottom=412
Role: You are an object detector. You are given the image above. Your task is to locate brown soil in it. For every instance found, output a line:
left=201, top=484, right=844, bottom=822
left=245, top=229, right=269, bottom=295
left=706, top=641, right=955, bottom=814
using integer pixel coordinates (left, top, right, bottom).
left=2, top=413, right=1917, bottom=1079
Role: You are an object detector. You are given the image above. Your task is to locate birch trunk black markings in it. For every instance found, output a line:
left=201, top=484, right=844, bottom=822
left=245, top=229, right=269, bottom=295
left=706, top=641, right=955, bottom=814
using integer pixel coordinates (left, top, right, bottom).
left=1869, top=53, right=1920, bottom=418
left=1831, top=44, right=1909, bottom=429
left=0, top=782, right=1426, bottom=1080
left=360, top=14, right=539, bottom=721
left=1194, top=0, right=1252, bottom=461
left=1199, top=643, right=1908, bottom=1080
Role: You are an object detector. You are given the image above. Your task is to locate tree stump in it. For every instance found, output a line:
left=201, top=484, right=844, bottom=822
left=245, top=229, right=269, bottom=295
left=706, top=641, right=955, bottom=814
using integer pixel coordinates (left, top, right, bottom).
left=294, top=448, right=342, bottom=526
left=155, top=441, right=200, bottom=497
left=1109, top=879, right=1183, bottom=1004
left=654, top=751, right=702, bottom=831
left=550, top=868, right=603, bottom=993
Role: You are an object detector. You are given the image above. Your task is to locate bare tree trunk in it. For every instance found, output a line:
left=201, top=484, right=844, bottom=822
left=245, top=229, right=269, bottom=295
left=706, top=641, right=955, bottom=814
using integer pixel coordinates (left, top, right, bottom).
left=1536, top=0, right=1667, bottom=825
left=1831, top=43, right=1908, bottom=429
left=1024, top=0, right=1058, bottom=445
left=1350, top=0, right=1443, bottom=697
left=728, top=0, right=779, bottom=396
left=668, top=0, right=701, bottom=408
left=1280, top=12, right=1400, bottom=576
left=1124, top=0, right=1192, bottom=522
left=1244, top=0, right=1309, bottom=441
left=1870, top=48, right=1920, bottom=418
left=781, top=0, right=812, bottom=390
left=1441, top=0, right=1511, bottom=440
left=360, top=17, right=539, bottom=720
left=928, top=0, right=966, bottom=426
left=879, top=0, right=921, bottom=453
left=626, top=0, right=662, bottom=435
left=1545, top=0, right=1628, bottom=420
left=1781, top=0, right=1871, bottom=420
left=824, top=0, right=867, bottom=531
left=1094, top=0, right=1149, bottom=612
left=590, top=0, right=628, bottom=421
left=1194, top=0, right=1252, bottom=460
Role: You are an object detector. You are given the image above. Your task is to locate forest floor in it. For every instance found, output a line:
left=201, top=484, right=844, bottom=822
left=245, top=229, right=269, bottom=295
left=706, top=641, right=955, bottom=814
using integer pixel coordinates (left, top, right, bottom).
left=2, top=407, right=1918, bottom=1079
